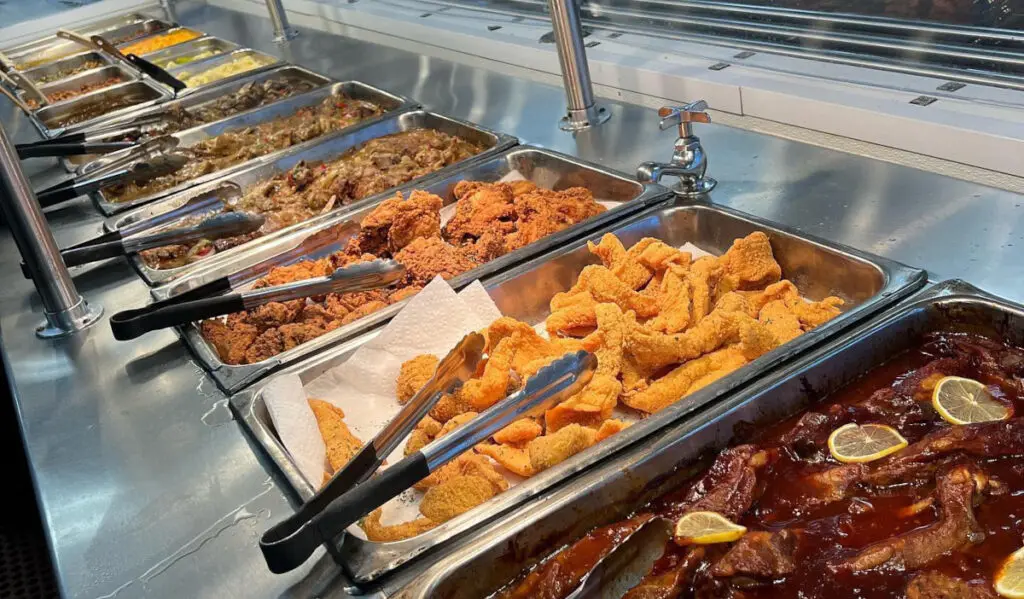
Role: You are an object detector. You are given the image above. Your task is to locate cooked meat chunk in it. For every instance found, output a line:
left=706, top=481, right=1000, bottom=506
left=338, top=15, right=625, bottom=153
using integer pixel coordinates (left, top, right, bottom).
left=905, top=572, right=997, bottom=599
left=711, top=529, right=801, bottom=578
left=835, top=464, right=985, bottom=571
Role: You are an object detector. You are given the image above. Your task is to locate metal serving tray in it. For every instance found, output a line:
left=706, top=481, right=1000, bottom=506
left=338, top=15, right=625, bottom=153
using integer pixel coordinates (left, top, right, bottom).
left=168, top=49, right=282, bottom=93
left=230, top=200, right=925, bottom=583
left=158, top=146, right=668, bottom=393
left=120, top=27, right=203, bottom=57
left=103, top=109, right=517, bottom=271
left=7, top=19, right=173, bottom=70
left=32, top=79, right=171, bottom=138
left=81, top=81, right=416, bottom=215
left=140, top=37, right=239, bottom=70
left=32, top=64, right=138, bottom=109
left=56, top=65, right=332, bottom=171
left=21, top=51, right=118, bottom=86
left=391, top=279, right=1016, bottom=598
left=0, top=12, right=149, bottom=55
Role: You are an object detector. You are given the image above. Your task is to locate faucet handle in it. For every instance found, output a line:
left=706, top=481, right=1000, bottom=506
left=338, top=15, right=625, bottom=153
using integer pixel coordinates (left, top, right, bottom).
left=657, top=101, right=711, bottom=135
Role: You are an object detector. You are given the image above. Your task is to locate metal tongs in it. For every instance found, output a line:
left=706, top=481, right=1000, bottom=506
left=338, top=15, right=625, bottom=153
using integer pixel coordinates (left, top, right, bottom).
left=56, top=29, right=186, bottom=94
left=259, top=348, right=598, bottom=574
left=33, top=136, right=183, bottom=207
left=75, top=212, right=265, bottom=269
left=109, top=259, right=406, bottom=341
left=4, top=71, right=48, bottom=108
left=20, top=183, right=245, bottom=278
left=17, top=114, right=158, bottom=158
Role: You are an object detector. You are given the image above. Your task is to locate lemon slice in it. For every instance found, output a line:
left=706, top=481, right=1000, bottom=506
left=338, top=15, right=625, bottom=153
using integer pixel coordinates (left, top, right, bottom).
left=827, top=423, right=908, bottom=463
left=932, top=376, right=1012, bottom=425
left=673, top=511, right=747, bottom=545
left=996, top=546, right=1024, bottom=598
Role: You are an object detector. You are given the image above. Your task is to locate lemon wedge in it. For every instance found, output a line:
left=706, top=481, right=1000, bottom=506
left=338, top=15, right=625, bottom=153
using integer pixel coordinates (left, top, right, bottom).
left=673, top=511, right=747, bottom=545
left=827, top=423, right=908, bottom=464
left=932, top=375, right=1012, bottom=425
left=996, top=546, right=1024, bottom=598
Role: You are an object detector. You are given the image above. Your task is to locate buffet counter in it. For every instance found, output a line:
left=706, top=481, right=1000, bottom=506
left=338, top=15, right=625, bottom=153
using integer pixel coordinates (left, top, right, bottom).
left=1, top=2, right=1023, bottom=598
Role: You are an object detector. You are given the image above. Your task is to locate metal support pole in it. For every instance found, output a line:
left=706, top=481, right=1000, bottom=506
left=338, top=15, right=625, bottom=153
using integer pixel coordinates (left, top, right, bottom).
left=265, top=0, right=299, bottom=43
left=548, top=0, right=610, bottom=131
left=0, top=125, right=102, bottom=339
left=158, top=0, right=178, bottom=24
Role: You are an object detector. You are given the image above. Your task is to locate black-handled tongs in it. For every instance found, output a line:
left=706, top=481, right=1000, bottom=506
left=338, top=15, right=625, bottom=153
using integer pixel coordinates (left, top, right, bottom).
left=16, top=140, right=137, bottom=159
left=34, top=136, right=183, bottom=207
left=68, top=212, right=264, bottom=268
left=109, top=259, right=406, bottom=340
left=56, top=29, right=187, bottom=94
left=264, top=332, right=486, bottom=555
left=258, top=349, right=598, bottom=574
left=21, top=183, right=244, bottom=279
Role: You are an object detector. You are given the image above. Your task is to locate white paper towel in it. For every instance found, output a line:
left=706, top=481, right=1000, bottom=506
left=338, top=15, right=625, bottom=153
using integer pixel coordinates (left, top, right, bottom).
left=264, top=276, right=502, bottom=529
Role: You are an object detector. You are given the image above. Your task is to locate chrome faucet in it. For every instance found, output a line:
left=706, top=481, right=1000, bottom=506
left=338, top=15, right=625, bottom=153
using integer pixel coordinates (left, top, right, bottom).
left=637, top=101, right=717, bottom=196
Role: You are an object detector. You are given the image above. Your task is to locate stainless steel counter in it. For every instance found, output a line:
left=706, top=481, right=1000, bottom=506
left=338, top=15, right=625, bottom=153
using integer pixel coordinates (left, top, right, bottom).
left=1, top=2, right=1023, bottom=598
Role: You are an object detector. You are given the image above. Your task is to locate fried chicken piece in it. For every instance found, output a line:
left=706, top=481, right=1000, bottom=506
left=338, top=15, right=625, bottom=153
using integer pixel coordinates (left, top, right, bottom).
left=719, top=231, right=782, bottom=292
left=622, top=347, right=748, bottom=413
left=620, top=353, right=654, bottom=396
left=444, top=182, right=516, bottom=244
left=360, top=509, right=436, bottom=542
left=493, top=418, right=543, bottom=445
left=461, top=337, right=516, bottom=411
left=405, top=416, right=444, bottom=456
left=476, top=443, right=535, bottom=477
left=595, top=419, right=630, bottom=442
left=419, top=474, right=502, bottom=523
left=545, top=374, right=622, bottom=432
left=202, top=319, right=258, bottom=365
left=387, top=284, right=422, bottom=304
left=546, top=291, right=599, bottom=338
left=244, top=328, right=284, bottom=363
left=253, top=257, right=334, bottom=288
left=505, top=187, right=605, bottom=252
left=786, top=295, right=844, bottom=328
left=279, top=320, right=333, bottom=352
left=308, top=399, right=363, bottom=473
left=394, top=236, right=479, bottom=287
left=648, top=266, right=692, bottom=333
left=406, top=429, right=432, bottom=455
left=626, top=309, right=759, bottom=372
left=743, top=280, right=800, bottom=314
left=484, top=317, right=562, bottom=373
left=415, top=451, right=508, bottom=492
left=334, top=289, right=389, bottom=312
left=468, top=228, right=507, bottom=263
left=245, top=300, right=303, bottom=330
left=397, top=354, right=439, bottom=404
left=551, top=265, right=659, bottom=319
left=759, top=299, right=804, bottom=344
left=322, top=294, right=352, bottom=320
left=418, top=415, right=443, bottom=436
left=340, top=300, right=389, bottom=325
left=429, top=390, right=472, bottom=423
left=637, top=240, right=691, bottom=272
left=588, top=234, right=653, bottom=290
left=527, top=423, right=599, bottom=473
left=686, top=256, right=723, bottom=324
left=352, top=190, right=443, bottom=255
left=436, top=412, right=479, bottom=440
left=545, top=304, right=627, bottom=431
left=389, top=190, right=443, bottom=253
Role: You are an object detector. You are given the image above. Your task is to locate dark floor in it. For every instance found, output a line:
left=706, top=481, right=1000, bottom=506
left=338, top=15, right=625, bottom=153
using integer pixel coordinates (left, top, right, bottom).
left=0, top=345, right=61, bottom=599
